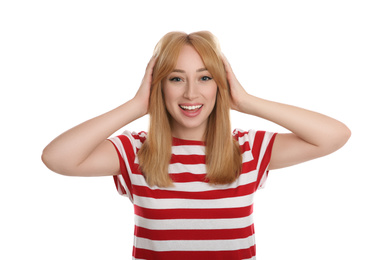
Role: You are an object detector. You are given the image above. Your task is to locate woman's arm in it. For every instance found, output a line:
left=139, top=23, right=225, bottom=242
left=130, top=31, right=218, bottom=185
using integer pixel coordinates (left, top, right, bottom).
left=41, top=57, right=156, bottom=177
left=222, top=55, right=351, bottom=170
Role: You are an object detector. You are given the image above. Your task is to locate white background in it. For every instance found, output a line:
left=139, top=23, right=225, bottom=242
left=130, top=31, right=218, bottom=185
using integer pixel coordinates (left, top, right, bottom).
left=1, top=0, right=391, bottom=259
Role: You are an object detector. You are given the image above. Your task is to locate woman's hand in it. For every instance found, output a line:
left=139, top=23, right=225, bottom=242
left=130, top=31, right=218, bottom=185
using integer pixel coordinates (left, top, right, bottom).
left=42, top=56, right=158, bottom=177
left=221, top=54, right=249, bottom=112
left=133, top=56, right=157, bottom=117
left=221, top=54, right=350, bottom=171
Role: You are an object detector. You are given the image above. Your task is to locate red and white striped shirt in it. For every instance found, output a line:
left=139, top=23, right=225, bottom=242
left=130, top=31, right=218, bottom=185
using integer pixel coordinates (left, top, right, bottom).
left=109, top=129, right=276, bottom=260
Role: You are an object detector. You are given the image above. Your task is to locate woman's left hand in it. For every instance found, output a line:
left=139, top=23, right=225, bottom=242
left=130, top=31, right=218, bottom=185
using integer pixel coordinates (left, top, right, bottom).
left=221, top=54, right=249, bottom=112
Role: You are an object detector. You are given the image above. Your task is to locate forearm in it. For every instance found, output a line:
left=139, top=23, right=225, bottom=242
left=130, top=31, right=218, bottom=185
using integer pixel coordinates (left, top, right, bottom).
left=239, top=94, right=351, bottom=148
left=42, top=98, right=144, bottom=172
left=222, top=55, right=350, bottom=168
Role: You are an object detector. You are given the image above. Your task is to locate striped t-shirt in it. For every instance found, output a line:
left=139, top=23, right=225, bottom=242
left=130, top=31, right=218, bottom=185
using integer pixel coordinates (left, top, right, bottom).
left=109, top=129, right=276, bottom=260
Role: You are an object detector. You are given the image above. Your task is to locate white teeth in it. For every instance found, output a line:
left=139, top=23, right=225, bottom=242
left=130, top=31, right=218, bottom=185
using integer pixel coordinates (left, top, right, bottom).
left=180, top=105, right=202, bottom=110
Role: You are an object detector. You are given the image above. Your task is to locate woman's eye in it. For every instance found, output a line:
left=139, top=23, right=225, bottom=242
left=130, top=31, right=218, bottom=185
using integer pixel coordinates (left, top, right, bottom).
left=169, top=77, right=182, bottom=82
left=201, top=76, right=212, bottom=81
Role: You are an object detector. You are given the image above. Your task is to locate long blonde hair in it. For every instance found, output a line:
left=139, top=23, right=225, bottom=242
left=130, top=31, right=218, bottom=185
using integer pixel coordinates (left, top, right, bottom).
left=138, top=31, right=242, bottom=187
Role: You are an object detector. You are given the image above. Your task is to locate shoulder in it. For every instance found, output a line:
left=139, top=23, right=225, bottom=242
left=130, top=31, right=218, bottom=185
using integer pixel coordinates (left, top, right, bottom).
left=110, top=130, right=147, bottom=150
left=124, top=130, right=147, bottom=143
left=233, top=128, right=277, bottom=150
left=232, top=128, right=267, bottom=142
left=232, top=128, right=257, bottom=139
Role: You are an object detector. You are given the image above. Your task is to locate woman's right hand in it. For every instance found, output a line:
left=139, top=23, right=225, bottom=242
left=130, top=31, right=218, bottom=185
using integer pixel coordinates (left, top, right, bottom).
left=133, top=56, right=157, bottom=117
left=42, top=56, right=158, bottom=177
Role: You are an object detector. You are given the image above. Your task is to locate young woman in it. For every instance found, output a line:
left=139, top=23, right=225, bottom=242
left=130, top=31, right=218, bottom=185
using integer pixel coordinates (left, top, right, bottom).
left=42, top=31, right=351, bottom=259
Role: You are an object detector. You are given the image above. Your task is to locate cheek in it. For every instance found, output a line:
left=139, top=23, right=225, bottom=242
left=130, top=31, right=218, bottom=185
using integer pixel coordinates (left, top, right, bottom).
left=207, top=85, right=218, bottom=104
left=162, top=84, right=170, bottom=102
left=161, top=84, right=170, bottom=111
left=162, top=85, right=177, bottom=109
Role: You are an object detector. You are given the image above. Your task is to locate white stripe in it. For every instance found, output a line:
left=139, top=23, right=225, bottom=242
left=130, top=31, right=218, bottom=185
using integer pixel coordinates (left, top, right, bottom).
left=130, top=169, right=259, bottom=192
left=172, top=145, right=205, bottom=155
left=242, top=150, right=254, bottom=163
left=113, top=130, right=273, bottom=194
left=117, top=175, right=131, bottom=199
left=133, top=257, right=256, bottom=260
left=133, top=193, right=255, bottom=210
left=135, top=234, right=255, bottom=252
left=246, top=129, right=257, bottom=149
left=135, top=215, right=254, bottom=231
left=237, top=134, right=248, bottom=146
left=257, top=131, right=275, bottom=189
left=259, top=167, right=269, bottom=189
left=130, top=174, right=149, bottom=187
left=256, top=131, right=274, bottom=165
left=110, top=137, right=132, bottom=199
left=121, top=130, right=144, bottom=149
left=235, top=128, right=256, bottom=148
left=168, top=163, right=206, bottom=174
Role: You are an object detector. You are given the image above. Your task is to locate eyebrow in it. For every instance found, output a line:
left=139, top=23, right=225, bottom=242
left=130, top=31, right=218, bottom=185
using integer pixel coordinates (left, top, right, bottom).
left=172, top=68, right=208, bottom=73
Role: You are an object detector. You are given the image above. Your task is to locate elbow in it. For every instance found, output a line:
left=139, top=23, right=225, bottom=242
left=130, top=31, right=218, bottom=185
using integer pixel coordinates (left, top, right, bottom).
left=313, top=123, right=351, bottom=157
left=41, top=147, right=51, bottom=169
left=41, top=146, right=72, bottom=176
left=41, top=146, right=59, bottom=174
left=343, top=125, right=351, bottom=143
left=326, top=124, right=351, bottom=153
left=337, top=124, right=351, bottom=148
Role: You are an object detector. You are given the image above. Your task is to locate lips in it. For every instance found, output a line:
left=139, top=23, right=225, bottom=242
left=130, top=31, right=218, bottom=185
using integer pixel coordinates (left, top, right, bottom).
left=179, top=104, right=203, bottom=117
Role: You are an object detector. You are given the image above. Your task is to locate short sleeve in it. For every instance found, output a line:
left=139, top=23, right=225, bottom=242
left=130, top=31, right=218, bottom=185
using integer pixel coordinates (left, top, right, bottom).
left=234, top=129, right=277, bottom=189
left=108, top=131, right=147, bottom=202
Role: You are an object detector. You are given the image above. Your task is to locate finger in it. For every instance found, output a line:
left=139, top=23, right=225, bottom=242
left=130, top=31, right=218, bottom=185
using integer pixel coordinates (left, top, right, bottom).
left=221, top=53, right=233, bottom=73
left=145, top=56, right=157, bottom=72
left=221, top=53, right=237, bottom=83
left=142, top=56, right=157, bottom=85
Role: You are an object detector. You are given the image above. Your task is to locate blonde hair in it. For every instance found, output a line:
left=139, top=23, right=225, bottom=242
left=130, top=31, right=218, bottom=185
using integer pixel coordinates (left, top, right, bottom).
left=138, top=31, right=242, bottom=187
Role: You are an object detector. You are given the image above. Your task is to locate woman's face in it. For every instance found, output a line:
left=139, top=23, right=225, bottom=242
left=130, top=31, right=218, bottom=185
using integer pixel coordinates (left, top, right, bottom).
left=162, top=45, right=218, bottom=140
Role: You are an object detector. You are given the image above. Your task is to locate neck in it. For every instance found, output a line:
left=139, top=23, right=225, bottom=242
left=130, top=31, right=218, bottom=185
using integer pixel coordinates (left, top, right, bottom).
left=170, top=125, right=206, bottom=141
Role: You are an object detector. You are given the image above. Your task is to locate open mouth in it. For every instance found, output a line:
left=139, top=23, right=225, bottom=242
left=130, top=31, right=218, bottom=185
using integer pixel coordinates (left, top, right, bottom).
left=179, top=104, right=203, bottom=112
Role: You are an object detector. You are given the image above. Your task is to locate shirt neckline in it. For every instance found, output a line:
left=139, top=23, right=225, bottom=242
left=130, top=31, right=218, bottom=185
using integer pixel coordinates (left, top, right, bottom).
left=172, top=136, right=205, bottom=146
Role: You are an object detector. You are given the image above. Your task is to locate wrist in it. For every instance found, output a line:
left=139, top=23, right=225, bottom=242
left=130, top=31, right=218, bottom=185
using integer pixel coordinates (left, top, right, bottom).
left=116, top=98, right=146, bottom=124
left=235, top=93, right=256, bottom=114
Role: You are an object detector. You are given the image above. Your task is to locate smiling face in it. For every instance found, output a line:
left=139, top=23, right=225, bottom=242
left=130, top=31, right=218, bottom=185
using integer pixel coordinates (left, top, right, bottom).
left=162, top=45, right=218, bottom=140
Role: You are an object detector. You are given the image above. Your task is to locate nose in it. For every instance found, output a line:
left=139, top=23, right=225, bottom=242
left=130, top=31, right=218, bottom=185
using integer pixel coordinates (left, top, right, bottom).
left=183, top=81, right=198, bottom=100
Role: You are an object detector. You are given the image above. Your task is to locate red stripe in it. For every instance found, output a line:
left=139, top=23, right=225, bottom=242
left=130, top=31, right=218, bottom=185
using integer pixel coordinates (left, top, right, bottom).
left=251, top=131, right=265, bottom=161
left=234, top=130, right=252, bottom=154
left=134, top=204, right=253, bottom=220
left=172, top=137, right=205, bottom=146
left=114, top=176, right=126, bottom=195
left=132, top=182, right=255, bottom=200
left=255, top=132, right=277, bottom=188
left=117, top=135, right=136, bottom=195
left=241, top=159, right=257, bottom=174
left=169, top=172, right=207, bottom=182
left=111, top=130, right=273, bottom=259
left=133, top=245, right=256, bottom=260
left=131, top=131, right=147, bottom=143
left=110, top=138, right=133, bottom=199
left=240, top=141, right=251, bottom=154
left=118, top=135, right=140, bottom=173
left=135, top=224, right=254, bottom=240
left=170, top=154, right=205, bottom=164
left=235, top=130, right=248, bottom=138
